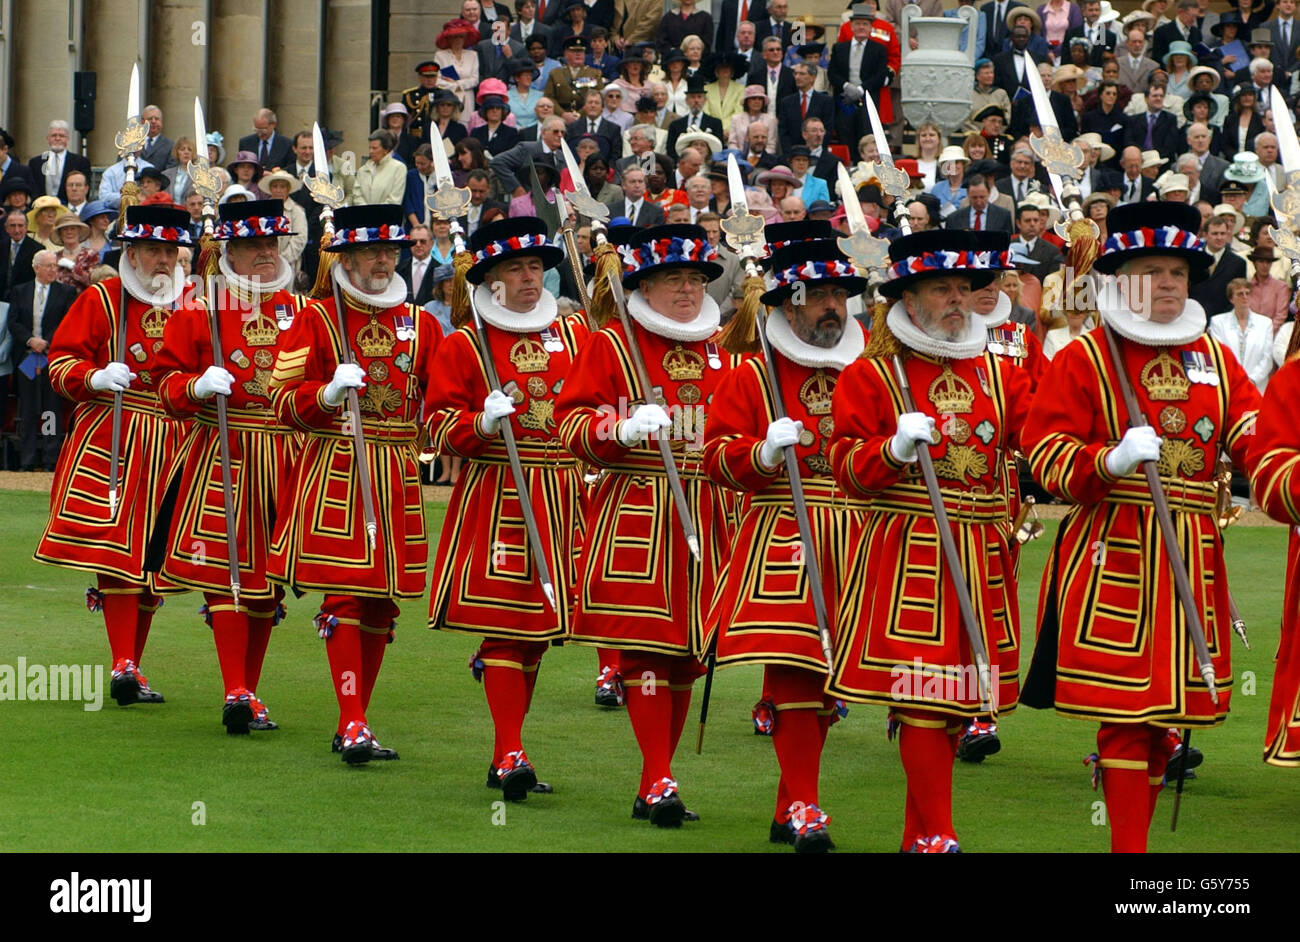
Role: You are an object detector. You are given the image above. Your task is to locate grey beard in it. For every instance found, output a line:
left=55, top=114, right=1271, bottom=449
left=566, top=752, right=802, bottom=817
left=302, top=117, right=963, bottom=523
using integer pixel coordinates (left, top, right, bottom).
left=791, top=315, right=844, bottom=349
left=357, top=273, right=391, bottom=293
left=135, top=262, right=174, bottom=296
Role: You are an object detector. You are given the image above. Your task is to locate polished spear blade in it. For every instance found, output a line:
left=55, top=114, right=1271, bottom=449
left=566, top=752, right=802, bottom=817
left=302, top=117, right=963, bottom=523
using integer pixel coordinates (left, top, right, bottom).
left=193, top=97, right=207, bottom=158
left=726, top=154, right=748, bottom=217
left=312, top=122, right=331, bottom=182
left=127, top=63, right=140, bottom=122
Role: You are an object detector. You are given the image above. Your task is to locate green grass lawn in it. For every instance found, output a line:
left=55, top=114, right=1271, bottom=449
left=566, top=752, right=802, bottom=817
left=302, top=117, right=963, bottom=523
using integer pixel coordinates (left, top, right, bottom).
left=0, top=489, right=1294, bottom=852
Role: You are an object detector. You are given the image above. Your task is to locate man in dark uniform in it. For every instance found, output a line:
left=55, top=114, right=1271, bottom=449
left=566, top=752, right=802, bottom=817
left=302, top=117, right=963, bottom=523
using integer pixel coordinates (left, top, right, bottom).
left=975, top=105, right=1013, bottom=165
left=402, top=61, right=442, bottom=142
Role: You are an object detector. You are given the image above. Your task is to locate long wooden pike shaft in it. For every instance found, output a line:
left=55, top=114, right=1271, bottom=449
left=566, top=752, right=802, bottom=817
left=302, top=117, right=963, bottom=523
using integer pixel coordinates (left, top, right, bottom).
left=604, top=270, right=701, bottom=561
left=204, top=279, right=243, bottom=606
left=755, top=303, right=834, bottom=669
left=466, top=287, right=558, bottom=611
left=1100, top=324, right=1218, bottom=704
left=891, top=354, right=996, bottom=714
left=331, top=281, right=380, bottom=550
left=108, top=280, right=128, bottom=515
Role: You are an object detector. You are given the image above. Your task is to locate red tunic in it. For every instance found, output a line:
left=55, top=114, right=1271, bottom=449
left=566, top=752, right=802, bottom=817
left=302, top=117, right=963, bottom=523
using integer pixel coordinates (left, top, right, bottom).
left=34, top=280, right=193, bottom=588
left=555, top=319, right=735, bottom=657
left=827, top=350, right=1032, bottom=716
left=987, top=321, right=1045, bottom=551
left=266, top=293, right=439, bottom=599
left=704, top=353, right=867, bottom=674
left=1022, top=329, right=1260, bottom=728
left=426, top=314, right=590, bottom=640
left=154, top=288, right=307, bottom=598
left=1247, top=356, right=1300, bottom=766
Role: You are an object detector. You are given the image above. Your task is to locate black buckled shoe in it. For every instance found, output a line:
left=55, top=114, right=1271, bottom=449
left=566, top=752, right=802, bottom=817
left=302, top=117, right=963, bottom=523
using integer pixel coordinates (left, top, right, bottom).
left=247, top=694, right=278, bottom=731
left=770, top=818, right=796, bottom=845
left=110, top=659, right=142, bottom=706
left=956, top=719, right=1001, bottom=763
left=485, top=763, right=552, bottom=792
left=222, top=691, right=254, bottom=736
left=369, top=738, right=400, bottom=761
left=339, top=721, right=374, bottom=765
left=633, top=796, right=698, bottom=822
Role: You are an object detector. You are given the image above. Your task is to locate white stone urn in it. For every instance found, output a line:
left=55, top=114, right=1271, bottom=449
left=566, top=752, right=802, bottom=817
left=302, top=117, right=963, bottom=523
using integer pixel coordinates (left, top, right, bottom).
left=899, top=3, right=978, bottom=135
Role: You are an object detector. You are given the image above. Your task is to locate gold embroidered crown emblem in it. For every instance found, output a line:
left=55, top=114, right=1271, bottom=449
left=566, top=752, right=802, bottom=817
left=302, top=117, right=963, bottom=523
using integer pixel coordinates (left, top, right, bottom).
left=508, top=336, right=550, bottom=373
left=241, top=310, right=279, bottom=347
left=140, top=306, right=169, bottom=339
left=927, top=366, right=975, bottom=415
left=663, top=344, right=705, bottom=382
left=798, top=371, right=835, bottom=416
left=1140, top=351, right=1191, bottom=401
left=356, top=317, right=397, bottom=359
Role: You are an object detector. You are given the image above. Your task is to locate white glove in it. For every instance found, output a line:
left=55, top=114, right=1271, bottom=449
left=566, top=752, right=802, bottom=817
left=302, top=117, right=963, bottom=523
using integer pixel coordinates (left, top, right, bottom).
left=889, top=412, right=937, bottom=464
left=842, top=83, right=864, bottom=103
left=617, top=403, right=672, bottom=447
left=759, top=417, right=803, bottom=470
left=1105, top=425, right=1163, bottom=477
left=322, top=363, right=366, bottom=407
left=89, top=362, right=135, bottom=393
left=194, top=365, right=235, bottom=400
left=479, top=389, right=517, bottom=436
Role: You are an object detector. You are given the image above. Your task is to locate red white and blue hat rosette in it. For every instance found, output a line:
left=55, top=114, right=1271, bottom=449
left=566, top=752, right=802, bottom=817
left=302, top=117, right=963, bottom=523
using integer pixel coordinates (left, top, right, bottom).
left=618, top=223, right=724, bottom=290
left=467, top=217, right=564, bottom=284
left=879, top=230, right=999, bottom=298
left=214, top=198, right=295, bottom=241
left=1091, top=202, right=1209, bottom=276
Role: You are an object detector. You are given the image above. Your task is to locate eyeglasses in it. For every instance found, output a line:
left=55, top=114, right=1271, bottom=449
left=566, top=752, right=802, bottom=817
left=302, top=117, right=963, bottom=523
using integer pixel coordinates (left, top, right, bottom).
left=657, top=271, right=707, bottom=289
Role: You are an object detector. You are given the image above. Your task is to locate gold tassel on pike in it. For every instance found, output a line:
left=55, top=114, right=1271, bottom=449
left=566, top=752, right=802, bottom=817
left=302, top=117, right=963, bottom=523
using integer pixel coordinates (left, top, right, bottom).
left=449, top=248, right=475, bottom=328
left=309, top=230, right=337, bottom=299
left=115, top=180, right=140, bottom=230
left=862, top=297, right=902, bottom=358
left=194, top=232, right=222, bottom=283
left=715, top=267, right=764, bottom=354
left=585, top=240, right=624, bottom=328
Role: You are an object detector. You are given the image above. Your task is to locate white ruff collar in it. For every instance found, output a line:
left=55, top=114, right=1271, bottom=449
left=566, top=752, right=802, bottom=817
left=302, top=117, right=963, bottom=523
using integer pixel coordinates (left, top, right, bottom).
left=473, top=282, right=557, bottom=332
left=626, top=288, right=720, bottom=341
left=218, top=249, right=293, bottom=297
left=980, top=292, right=1012, bottom=327
left=120, top=261, right=186, bottom=306
left=765, top=305, right=864, bottom=370
left=332, top=260, right=409, bottom=309
left=887, top=300, right=988, bottom=360
left=1098, top=280, right=1207, bottom=347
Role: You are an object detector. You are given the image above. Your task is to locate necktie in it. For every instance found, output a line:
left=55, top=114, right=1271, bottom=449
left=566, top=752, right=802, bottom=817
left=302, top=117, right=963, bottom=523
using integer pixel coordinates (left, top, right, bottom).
left=691, top=112, right=699, bottom=128
left=974, top=210, right=982, bottom=231
left=1017, top=180, right=1024, bottom=202
left=1126, top=179, right=1136, bottom=201
left=9, top=242, right=18, bottom=275
left=740, top=0, right=749, bottom=23
left=259, top=139, right=269, bottom=164
left=1145, top=113, right=1155, bottom=149
left=590, top=119, right=597, bottom=133
left=801, top=93, right=808, bottom=118
left=1287, top=21, right=1292, bottom=49
left=415, top=260, right=426, bottom=288
left=34, top=284, right=47, bottom=339
left=537, top=0, right=545, bottom=19
left=770, top=68, right=777, bottom=85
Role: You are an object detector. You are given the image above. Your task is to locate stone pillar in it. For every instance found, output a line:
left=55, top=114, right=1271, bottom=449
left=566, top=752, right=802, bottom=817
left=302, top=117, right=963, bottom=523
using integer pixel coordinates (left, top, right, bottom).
left=12, top=0, right=75, bottom=162
left=322, top=0, right=372, bottom=176
left=210, top=0, right=268, bottom=162
left=267, top=0, right=324, bottom=148
left=149, top=0, right=207, bottom=161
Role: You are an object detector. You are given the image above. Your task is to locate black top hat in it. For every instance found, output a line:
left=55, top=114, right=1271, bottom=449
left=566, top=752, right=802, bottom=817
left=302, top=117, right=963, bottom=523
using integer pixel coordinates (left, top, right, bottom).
left=761, top=238, right=867, bottom=306
left=1092, top=201, right=1209, bottom=276
left=119, top=204, right=195, bottom=245
left=879, top=229, right=997, bottom=298
left=684, top=73, right=708, bottom=95
left=467, top=216, right=563, bottom=284
left=762, top=219, right=837, bottom=266
left=215, top=198, right=295, bottom=240
left=619, top=223, right=723, bottom=289
left=324, top=203, right=411, bottom=252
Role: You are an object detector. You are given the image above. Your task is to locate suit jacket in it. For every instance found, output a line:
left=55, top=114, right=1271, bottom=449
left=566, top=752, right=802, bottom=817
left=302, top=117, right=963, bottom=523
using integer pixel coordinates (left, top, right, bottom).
left=1269, top=18, right=1300, bottom=80
left=1012, top=236, right=1064, bottom=278
left=471, top=122, right=521, bottom=156
left=1198, top=152, right=1230, bottom=199
left=1115, top=173, right=1155, bottom=204
left=458, top=198, right=510, bottom=235
left=476, top=38, right=529, bottom=82
left=237, top=132, right=294, bottom=170
left=139, top=134, right=177, bottom=171
left=510, top=19, right=552, bottom=45
left=9, top=279, right=76, bottom=368
left=1063, top=22, right=1116, bottom=64
left=810, top=150, right=841, bottom=189
left=1010, top=89, right=1077, bottom=140
left=567, top=116, right=624, bottom=160
left=827, top=38, right=890, bottom=101
left=1123, top=109, right=1181, bottom=161
left=1151, top=20, right=1201, bottom=63
left=775, top=91, right=834, bottom=154
left=715, top=0, right=767, bottom=52
left=26, top=151, right=92, bottom=203
left=754, top=18, right=792, bottom=47
left=492, top=140, right=564, bottom=194
left=1115, top=54, right=1159, bottom=94
left=666, top=113, right=726, bottom=160
left=992, top=47, right=1047, bottom=99
left=748, top=63, right=796, bottom=110
left=0, top=235, right=41, bottom=302
left=398, top=254, right=438, bottom=307
left=1190, top=249, right=1247, bottom=316
left=944, top=202, right=1014, bottom=234
left=980, top=0, right=1026, bottom=60
left=605, top=197, right=665, bottom=227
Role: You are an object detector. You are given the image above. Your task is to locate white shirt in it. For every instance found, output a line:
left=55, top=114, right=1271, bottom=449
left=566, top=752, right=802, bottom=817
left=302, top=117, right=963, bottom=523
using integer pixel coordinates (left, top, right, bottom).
left=625, top=198, right=643, bottom=219
left=1209, top=310, right=1275, bottom=394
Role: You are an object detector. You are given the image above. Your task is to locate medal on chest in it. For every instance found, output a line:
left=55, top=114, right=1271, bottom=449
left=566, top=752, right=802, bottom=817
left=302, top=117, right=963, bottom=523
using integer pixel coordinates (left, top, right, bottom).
left=540, top=325, right=564, bottom=353
left=1181, top=350, right=1220, bottom=387
left=275, top=303, right=295, bottom=330
left=1139, top=350, right=1191, bottom=401
left=987, top=324, right=1025, bottom=359
left=394, top=312, right=415, bottom=342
